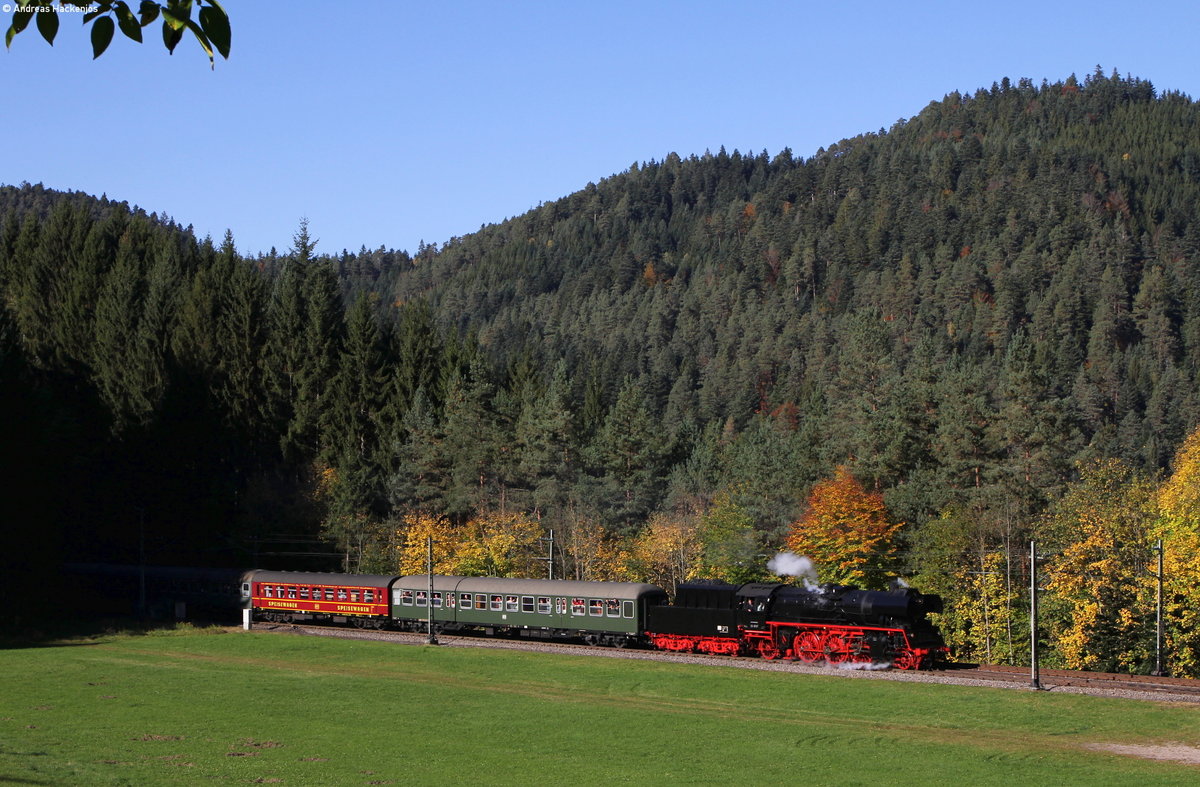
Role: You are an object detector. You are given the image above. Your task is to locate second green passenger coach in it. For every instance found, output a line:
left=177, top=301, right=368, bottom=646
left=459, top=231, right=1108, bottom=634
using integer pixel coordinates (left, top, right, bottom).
left=390, top=575, right=669, bottom=647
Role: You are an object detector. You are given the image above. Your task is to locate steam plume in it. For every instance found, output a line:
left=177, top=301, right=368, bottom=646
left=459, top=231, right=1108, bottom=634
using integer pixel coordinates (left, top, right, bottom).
left=767, top=552, right=820, bottom=591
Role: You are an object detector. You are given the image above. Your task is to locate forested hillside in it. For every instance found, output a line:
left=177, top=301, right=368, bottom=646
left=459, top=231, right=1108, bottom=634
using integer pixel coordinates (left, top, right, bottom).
left=4, top=70, right=1200, bottom=674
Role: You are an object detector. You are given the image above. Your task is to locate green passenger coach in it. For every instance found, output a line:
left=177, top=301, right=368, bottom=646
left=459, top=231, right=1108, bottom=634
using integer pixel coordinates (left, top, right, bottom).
left=391, top=575, right=669, bottom=647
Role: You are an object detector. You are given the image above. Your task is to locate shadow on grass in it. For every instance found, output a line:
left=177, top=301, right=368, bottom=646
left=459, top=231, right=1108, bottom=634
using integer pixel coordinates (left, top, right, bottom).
left=0, top=615, right=237, bottom=650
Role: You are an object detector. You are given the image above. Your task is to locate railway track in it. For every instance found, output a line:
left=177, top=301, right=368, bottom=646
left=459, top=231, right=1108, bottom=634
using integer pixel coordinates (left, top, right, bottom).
left=962, top=663, right=1200, bottom=698
left=252, top=622, right=1200, bottom=701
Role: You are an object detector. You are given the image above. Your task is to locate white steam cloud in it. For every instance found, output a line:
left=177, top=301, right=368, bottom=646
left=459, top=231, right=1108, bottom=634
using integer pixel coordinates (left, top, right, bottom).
left=767, top=552, right=821, bottom=591
left=836, top=661, right=893, bottom=671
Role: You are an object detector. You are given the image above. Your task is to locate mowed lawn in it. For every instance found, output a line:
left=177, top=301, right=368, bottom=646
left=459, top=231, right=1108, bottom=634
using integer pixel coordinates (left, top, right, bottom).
left=3, top=628, right=1200, bottom=785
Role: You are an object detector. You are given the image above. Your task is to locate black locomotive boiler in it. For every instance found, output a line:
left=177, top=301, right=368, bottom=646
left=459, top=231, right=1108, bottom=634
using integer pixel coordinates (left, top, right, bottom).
left=645, top=581, right=948, bottom=669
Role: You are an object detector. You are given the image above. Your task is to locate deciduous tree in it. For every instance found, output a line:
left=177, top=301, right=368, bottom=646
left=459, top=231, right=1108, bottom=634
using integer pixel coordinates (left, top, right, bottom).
left=784, top=466, right=902, bottom=589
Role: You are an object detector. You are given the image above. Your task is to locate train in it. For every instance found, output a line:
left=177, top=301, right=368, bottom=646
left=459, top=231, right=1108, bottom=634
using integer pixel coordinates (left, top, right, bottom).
left=63, top=564, right=949, bottom=669
left=247, top=570, right=949, bottom=669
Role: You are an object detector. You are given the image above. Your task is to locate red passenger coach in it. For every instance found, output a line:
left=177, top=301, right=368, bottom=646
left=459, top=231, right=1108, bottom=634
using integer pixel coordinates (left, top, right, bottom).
left=250, top=571, right=393, bottom=628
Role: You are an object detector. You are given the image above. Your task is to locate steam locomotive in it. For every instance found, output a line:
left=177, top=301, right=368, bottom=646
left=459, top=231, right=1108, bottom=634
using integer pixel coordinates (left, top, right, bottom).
left=645, top=580, right=948, bottom=669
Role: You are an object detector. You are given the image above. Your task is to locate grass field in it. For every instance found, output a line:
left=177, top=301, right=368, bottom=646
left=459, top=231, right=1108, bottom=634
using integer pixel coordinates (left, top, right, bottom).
left=3, top=627, right=1200, bottom=785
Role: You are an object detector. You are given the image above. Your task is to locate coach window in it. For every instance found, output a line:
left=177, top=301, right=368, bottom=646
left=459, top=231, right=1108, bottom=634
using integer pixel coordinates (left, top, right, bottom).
left=447, top=593, right=456, bottom=609
left=537, top=597, right=551, bottom=614
left=400, top=590, right=413, bottom=606
left=556, top=598, right=566, bottom=615
left=460, top=593, right=472, bottom=609
left=300, top=587, right=310, bottom=600
left=606, top=599, right=620, bottom=617
left=350, top=590, right=360, bottom=602
left=264, top=585, right=273, bottom=598
left=589, top=599, right=603, bottom=616
left=623, top=601, right=634, bottom=618
left=277, top=586, right=285, bottom=598
left=337, top=589, right=347, bottom=601
left=432, top=592, right=442, bottom=608
left=288, top=587, right=297, bottom=599
left=490, top=595, right=502, bottom=611
left=364, top=589, right=374, bottom=603
left=505, top=595, right=519, bottom=612
left=521, top=596, right=535, bottom=613
left=416, top=591, right=427, bottom=607
left=572, top=598, right=585, bottom=615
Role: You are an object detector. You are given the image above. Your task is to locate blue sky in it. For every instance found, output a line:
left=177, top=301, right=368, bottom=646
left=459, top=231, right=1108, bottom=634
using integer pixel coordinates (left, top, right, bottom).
left=3, top=1, right=1198, bottom=257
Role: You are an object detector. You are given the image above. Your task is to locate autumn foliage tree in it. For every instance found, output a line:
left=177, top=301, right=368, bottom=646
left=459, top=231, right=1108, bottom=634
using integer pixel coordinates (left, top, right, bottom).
left=626, top=511, right=702, bottom=590
left=1040, top=459, right=1157, bottom=672
left=1155, top=427, right=1200, bottom=677
left=784, top=466, right=902, bottom=589
left=394, top=511, right=461, bottom=575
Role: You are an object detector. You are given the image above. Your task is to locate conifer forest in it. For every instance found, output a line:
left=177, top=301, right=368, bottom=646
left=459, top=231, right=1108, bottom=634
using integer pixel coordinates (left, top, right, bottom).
left=4, top=70, right=1200, bottom=674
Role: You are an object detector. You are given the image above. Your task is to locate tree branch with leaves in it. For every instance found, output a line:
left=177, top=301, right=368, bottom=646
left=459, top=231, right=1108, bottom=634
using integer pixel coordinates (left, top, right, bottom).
left=6, top=1, right=229, bottom=67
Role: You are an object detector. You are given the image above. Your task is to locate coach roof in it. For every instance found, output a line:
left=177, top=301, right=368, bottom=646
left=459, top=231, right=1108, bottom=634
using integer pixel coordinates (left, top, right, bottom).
left=250, top=570, right=398, bottom=587
left=397, top=575, right=666, bottom=598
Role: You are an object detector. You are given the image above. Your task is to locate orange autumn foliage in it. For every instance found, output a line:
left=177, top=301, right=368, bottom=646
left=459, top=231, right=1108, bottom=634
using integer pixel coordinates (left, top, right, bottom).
left=784, top=466, right=902, bottom=589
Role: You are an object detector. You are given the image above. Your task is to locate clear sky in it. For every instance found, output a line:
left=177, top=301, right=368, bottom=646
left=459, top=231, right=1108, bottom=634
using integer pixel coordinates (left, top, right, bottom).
left=3, top=1, right=1198, bottom=257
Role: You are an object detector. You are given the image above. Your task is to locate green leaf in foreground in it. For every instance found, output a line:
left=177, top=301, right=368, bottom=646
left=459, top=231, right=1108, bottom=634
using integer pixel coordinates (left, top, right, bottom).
left=198, top=4, right=229, bottom=59
left=35, top=8, right=59, bottom=45
left=114, top=2, right=144, bottom=42
left=91, top=16, right=116, bottom=59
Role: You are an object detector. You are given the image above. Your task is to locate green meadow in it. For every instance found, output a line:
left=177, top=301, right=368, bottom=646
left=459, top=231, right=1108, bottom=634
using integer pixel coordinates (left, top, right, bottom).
left=3, top=627, right=1199, bottom=785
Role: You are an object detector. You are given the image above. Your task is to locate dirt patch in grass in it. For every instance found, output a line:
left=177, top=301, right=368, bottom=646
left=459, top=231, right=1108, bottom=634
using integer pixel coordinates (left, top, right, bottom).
left=1085, top=742, right=1200, bottom=766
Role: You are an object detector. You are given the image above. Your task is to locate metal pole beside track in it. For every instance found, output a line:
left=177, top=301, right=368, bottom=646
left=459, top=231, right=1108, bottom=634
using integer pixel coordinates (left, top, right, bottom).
left=1154, top=539, right=1164, bottom=677
left=427, top=536, right=438, bottom=645
left=1030, top=540, right=1042, bottom=691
